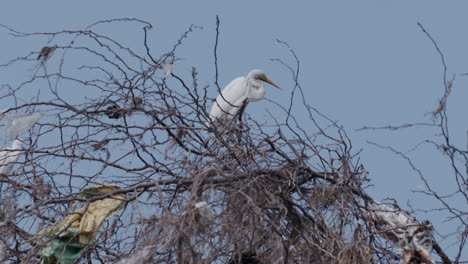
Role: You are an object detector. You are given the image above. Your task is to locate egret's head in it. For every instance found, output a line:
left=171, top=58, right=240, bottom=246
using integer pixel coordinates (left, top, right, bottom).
left=247, top=69, right=281, bottom=89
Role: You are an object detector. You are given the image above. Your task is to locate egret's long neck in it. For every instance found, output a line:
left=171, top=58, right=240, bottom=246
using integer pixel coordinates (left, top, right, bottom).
left=247, top=79, right=266, bottom=102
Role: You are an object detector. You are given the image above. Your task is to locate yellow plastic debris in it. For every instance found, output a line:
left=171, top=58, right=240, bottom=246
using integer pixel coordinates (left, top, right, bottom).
left=40, top=184, right=126, bottom=264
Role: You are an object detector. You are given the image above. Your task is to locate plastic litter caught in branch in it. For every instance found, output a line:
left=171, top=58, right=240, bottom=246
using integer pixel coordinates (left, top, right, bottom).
left=115, top=245, right=157, bottom=264
left=194, top=201, right=214, bottom=220
left=0, top=108, right=10, bottom=119
left=0, top=139, right=23, bottom=177
left=368, top=201, right=434, bottom=264
left=163, top=63, right=173, bottom=79
left=5, top=112, right=43, bottom=139
left=40, top=184, right=126, bottom=264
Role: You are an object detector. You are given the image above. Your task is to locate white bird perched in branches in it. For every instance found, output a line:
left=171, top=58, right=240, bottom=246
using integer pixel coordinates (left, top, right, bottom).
left=0, top=138, right=23, bottom=176
left=207, top=69, right=281, bottom=128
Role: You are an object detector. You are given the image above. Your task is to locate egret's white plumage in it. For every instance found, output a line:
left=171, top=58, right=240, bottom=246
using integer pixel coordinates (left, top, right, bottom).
left=0, top=139, right=23, bottom=176
left=207, top=69, right=280, bottom=128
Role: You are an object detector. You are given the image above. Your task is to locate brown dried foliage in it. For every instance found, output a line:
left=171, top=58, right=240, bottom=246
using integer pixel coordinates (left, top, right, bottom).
left=0, top=19, right=460, bottom=264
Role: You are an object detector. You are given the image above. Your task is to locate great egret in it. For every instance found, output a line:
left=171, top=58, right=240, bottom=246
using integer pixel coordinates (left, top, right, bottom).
left=207, top=69, right=281, bottom=128
left=0, top=138, right=23, bottom=176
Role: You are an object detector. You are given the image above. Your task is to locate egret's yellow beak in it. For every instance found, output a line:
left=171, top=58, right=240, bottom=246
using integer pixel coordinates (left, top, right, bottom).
left=263, top=77, right=282, bottom=90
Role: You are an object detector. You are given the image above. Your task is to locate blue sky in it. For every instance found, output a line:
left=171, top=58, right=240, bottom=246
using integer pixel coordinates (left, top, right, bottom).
left=1, top=0, right=467, bottom=258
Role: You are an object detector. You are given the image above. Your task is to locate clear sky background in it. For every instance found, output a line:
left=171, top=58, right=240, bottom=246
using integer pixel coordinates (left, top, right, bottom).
left=1, top=0, right=466, bottom=259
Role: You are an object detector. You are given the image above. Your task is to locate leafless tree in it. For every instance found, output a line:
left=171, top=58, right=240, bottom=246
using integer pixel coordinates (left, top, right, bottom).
left=0, top=18, right=463, bottom=263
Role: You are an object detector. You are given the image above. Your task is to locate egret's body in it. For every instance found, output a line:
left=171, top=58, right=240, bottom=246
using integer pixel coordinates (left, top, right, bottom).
left=0, top=139, right=23, bottom=176
left=207, top=69, right=280, bottom=128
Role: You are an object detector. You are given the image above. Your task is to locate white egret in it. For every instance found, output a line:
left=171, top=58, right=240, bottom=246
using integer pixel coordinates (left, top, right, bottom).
left=0, top=138, right=23, bottom=176
left=207, top=69, right=281, bottom=128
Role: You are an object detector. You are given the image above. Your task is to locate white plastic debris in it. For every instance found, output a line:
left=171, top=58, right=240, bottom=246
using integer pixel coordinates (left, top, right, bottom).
left=368, top=201, right=434, bottom=264
left=129, top=97, right=143, bottom=109
left=163, top=63, right=173, bottom=79
left=194, top=201, right=214, bottom=220
left=5, top=112, right=43, bottom=139
left=124, top=97, right=144, bottom=113
left=0, top=108, right=10, bottom=119
left=115, top=245, right=156, bottom=264
left=0, top=139, right=23, bottom=176
left=194, top=201, right=208, bottom=208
